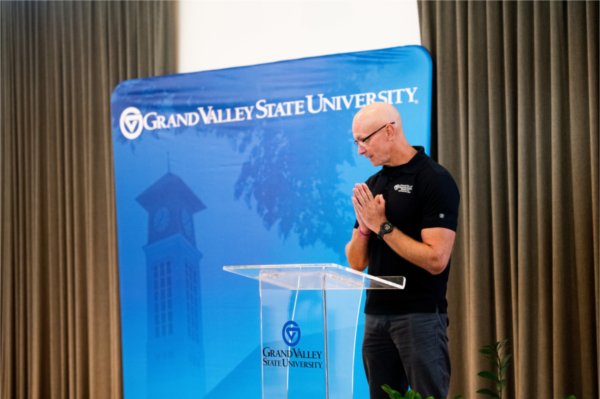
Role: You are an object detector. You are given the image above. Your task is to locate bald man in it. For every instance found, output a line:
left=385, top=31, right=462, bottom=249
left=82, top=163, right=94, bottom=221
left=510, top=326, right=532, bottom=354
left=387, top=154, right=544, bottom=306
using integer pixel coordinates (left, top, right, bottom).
left=345, top=103, right=460, bottom=398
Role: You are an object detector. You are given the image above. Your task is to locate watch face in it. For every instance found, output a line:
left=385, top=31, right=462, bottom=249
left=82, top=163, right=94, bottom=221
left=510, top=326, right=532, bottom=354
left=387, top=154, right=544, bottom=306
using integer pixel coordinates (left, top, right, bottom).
left=153, top=207, right=170, bottom=232
left=378, top=222, right=393, bottom=240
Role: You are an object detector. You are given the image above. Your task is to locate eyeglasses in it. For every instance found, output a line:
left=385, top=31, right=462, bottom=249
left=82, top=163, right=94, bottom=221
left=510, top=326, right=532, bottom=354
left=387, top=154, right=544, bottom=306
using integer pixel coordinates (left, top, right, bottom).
left=353, top=121, right=395, bottom=146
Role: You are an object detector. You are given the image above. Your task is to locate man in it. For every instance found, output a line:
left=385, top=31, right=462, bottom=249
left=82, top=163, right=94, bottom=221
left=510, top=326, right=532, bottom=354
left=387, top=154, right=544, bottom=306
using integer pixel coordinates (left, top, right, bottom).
left=345, top=102, right=460, bottom=398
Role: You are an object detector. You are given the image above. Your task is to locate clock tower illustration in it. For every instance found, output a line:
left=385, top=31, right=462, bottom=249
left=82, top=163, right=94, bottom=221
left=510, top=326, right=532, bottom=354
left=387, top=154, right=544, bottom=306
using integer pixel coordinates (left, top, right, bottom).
left=137, top=171, right=206, bottom=397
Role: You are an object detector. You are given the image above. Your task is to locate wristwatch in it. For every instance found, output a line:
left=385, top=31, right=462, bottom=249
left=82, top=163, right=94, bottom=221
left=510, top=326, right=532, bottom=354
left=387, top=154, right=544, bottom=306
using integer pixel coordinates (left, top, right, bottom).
left=377, top=221, right=394, bottom=240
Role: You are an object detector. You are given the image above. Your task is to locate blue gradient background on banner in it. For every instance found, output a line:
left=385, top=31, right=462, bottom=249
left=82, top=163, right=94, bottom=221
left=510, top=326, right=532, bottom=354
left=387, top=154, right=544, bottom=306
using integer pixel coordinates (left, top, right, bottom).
left=111, top=46, right=432, bottom=398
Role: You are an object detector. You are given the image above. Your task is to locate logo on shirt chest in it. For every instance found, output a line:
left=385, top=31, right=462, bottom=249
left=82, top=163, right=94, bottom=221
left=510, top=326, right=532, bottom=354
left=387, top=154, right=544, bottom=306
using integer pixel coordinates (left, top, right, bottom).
left=393, top=184, right=413, bottom=194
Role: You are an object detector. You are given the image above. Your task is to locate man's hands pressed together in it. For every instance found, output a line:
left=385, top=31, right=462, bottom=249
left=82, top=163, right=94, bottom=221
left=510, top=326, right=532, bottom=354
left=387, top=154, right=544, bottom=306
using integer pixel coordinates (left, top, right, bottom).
left=352, top=183, right=387, bottom=235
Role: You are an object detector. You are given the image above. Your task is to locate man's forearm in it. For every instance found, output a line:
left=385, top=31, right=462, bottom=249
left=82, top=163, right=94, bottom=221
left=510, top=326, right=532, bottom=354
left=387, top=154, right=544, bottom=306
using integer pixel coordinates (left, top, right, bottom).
left=345, top=229, right=369, bottom=271
left=381, top=227, right=455, bottom=275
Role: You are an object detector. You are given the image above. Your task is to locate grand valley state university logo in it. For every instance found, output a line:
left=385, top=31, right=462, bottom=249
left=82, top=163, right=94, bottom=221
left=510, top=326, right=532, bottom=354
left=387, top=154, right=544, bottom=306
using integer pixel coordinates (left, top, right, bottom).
left=282, top=320, right=301, bottom=347
left=119, top=107, right=144, bottom=140
left=261, top=321, right=323, bottom=369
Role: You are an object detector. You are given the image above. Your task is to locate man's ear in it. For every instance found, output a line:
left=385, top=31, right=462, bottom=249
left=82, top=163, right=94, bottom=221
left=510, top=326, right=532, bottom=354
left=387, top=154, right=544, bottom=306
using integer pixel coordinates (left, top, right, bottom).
left=386, top=123, right=395, bottom=140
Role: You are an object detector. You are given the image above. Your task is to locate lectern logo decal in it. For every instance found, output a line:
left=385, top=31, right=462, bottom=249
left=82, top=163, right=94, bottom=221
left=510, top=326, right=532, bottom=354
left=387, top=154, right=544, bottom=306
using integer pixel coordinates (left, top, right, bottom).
left=282, top=321, right=301, bottom=347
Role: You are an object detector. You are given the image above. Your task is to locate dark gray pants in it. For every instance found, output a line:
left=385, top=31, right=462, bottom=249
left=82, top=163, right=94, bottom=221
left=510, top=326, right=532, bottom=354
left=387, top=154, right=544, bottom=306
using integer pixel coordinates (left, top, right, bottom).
left=362, top=312, right=450, bottom=399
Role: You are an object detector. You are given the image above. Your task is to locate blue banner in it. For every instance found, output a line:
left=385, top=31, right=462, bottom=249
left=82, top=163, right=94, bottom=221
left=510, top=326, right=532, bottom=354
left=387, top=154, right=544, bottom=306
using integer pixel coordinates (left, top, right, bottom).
left=111, top=45, right=432, bottom=398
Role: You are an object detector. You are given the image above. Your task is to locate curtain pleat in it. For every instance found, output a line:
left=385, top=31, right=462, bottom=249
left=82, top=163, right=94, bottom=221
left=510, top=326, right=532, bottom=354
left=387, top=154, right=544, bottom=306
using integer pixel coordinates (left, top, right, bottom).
left=418, top=1, right=598, bottom=397
left=0, top=2, right=177, bottom=398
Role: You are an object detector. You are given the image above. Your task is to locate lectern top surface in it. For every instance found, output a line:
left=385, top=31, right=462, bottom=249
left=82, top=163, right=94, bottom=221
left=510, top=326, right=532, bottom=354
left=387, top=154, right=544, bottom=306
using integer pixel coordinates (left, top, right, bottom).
left=223, top=263, right=405, bottom=290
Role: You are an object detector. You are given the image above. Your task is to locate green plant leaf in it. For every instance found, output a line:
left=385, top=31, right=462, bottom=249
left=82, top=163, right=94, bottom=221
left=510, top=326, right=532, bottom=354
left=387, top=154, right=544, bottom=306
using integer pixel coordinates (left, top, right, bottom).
left=477, top=370, right=499, bottom=382
left=479, top=346, right=495, bottom=356
left=496, top=338, right=508, bottom=349
left=564, top=395, right=577, bottom=399
left=381, top=384, right=394, bottom=393
left=476, top=388, right=500, bottom=398
left=411, top=391, right=422, bottom=399
left=381, top=384, right=404, bottom=399
left=500, top=354, right=512, bottom=371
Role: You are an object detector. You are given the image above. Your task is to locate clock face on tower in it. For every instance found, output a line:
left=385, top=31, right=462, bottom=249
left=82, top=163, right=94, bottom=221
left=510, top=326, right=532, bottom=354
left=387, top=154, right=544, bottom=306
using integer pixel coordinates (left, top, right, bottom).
left=153, top=207, right=171, bottom=232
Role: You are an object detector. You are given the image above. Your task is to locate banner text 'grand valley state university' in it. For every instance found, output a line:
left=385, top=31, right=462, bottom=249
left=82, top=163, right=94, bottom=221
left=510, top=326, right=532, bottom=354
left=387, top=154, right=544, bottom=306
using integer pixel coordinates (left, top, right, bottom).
left=119, top=86, right=421, bottom=140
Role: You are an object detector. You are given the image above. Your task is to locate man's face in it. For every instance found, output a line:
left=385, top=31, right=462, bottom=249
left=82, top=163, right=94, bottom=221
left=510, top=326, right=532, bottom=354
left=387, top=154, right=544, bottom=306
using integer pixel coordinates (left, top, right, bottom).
left=353, top=121, right=392, bottom=166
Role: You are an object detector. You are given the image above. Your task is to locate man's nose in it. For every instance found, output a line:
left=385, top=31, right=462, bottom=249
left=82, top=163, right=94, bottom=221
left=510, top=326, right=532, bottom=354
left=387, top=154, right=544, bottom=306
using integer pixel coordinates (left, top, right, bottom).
left=358, top=144, right=366, bottom=155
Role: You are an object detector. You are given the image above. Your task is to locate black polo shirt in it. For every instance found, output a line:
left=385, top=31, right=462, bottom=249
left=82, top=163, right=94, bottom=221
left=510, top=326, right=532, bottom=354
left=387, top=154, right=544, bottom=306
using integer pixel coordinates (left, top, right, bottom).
left=358, top=147, right=460, bottom=314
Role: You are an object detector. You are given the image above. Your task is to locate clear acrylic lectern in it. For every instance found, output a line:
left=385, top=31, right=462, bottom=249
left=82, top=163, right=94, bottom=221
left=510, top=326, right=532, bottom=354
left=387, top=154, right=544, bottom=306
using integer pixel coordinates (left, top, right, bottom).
left=223, top=264, right=405, bottom=399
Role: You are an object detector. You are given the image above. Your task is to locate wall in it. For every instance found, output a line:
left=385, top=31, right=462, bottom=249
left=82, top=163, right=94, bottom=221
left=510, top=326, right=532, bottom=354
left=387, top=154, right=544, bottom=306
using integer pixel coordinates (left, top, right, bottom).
left=178, top=0, right=420, bottom=73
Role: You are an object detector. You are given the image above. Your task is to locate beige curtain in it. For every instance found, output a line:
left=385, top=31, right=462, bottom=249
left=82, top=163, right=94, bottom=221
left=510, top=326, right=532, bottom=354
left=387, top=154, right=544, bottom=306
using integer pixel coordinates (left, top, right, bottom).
left=0, top=1, right=176, bottom=398
left=418, top=1, right=598, bottom=398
